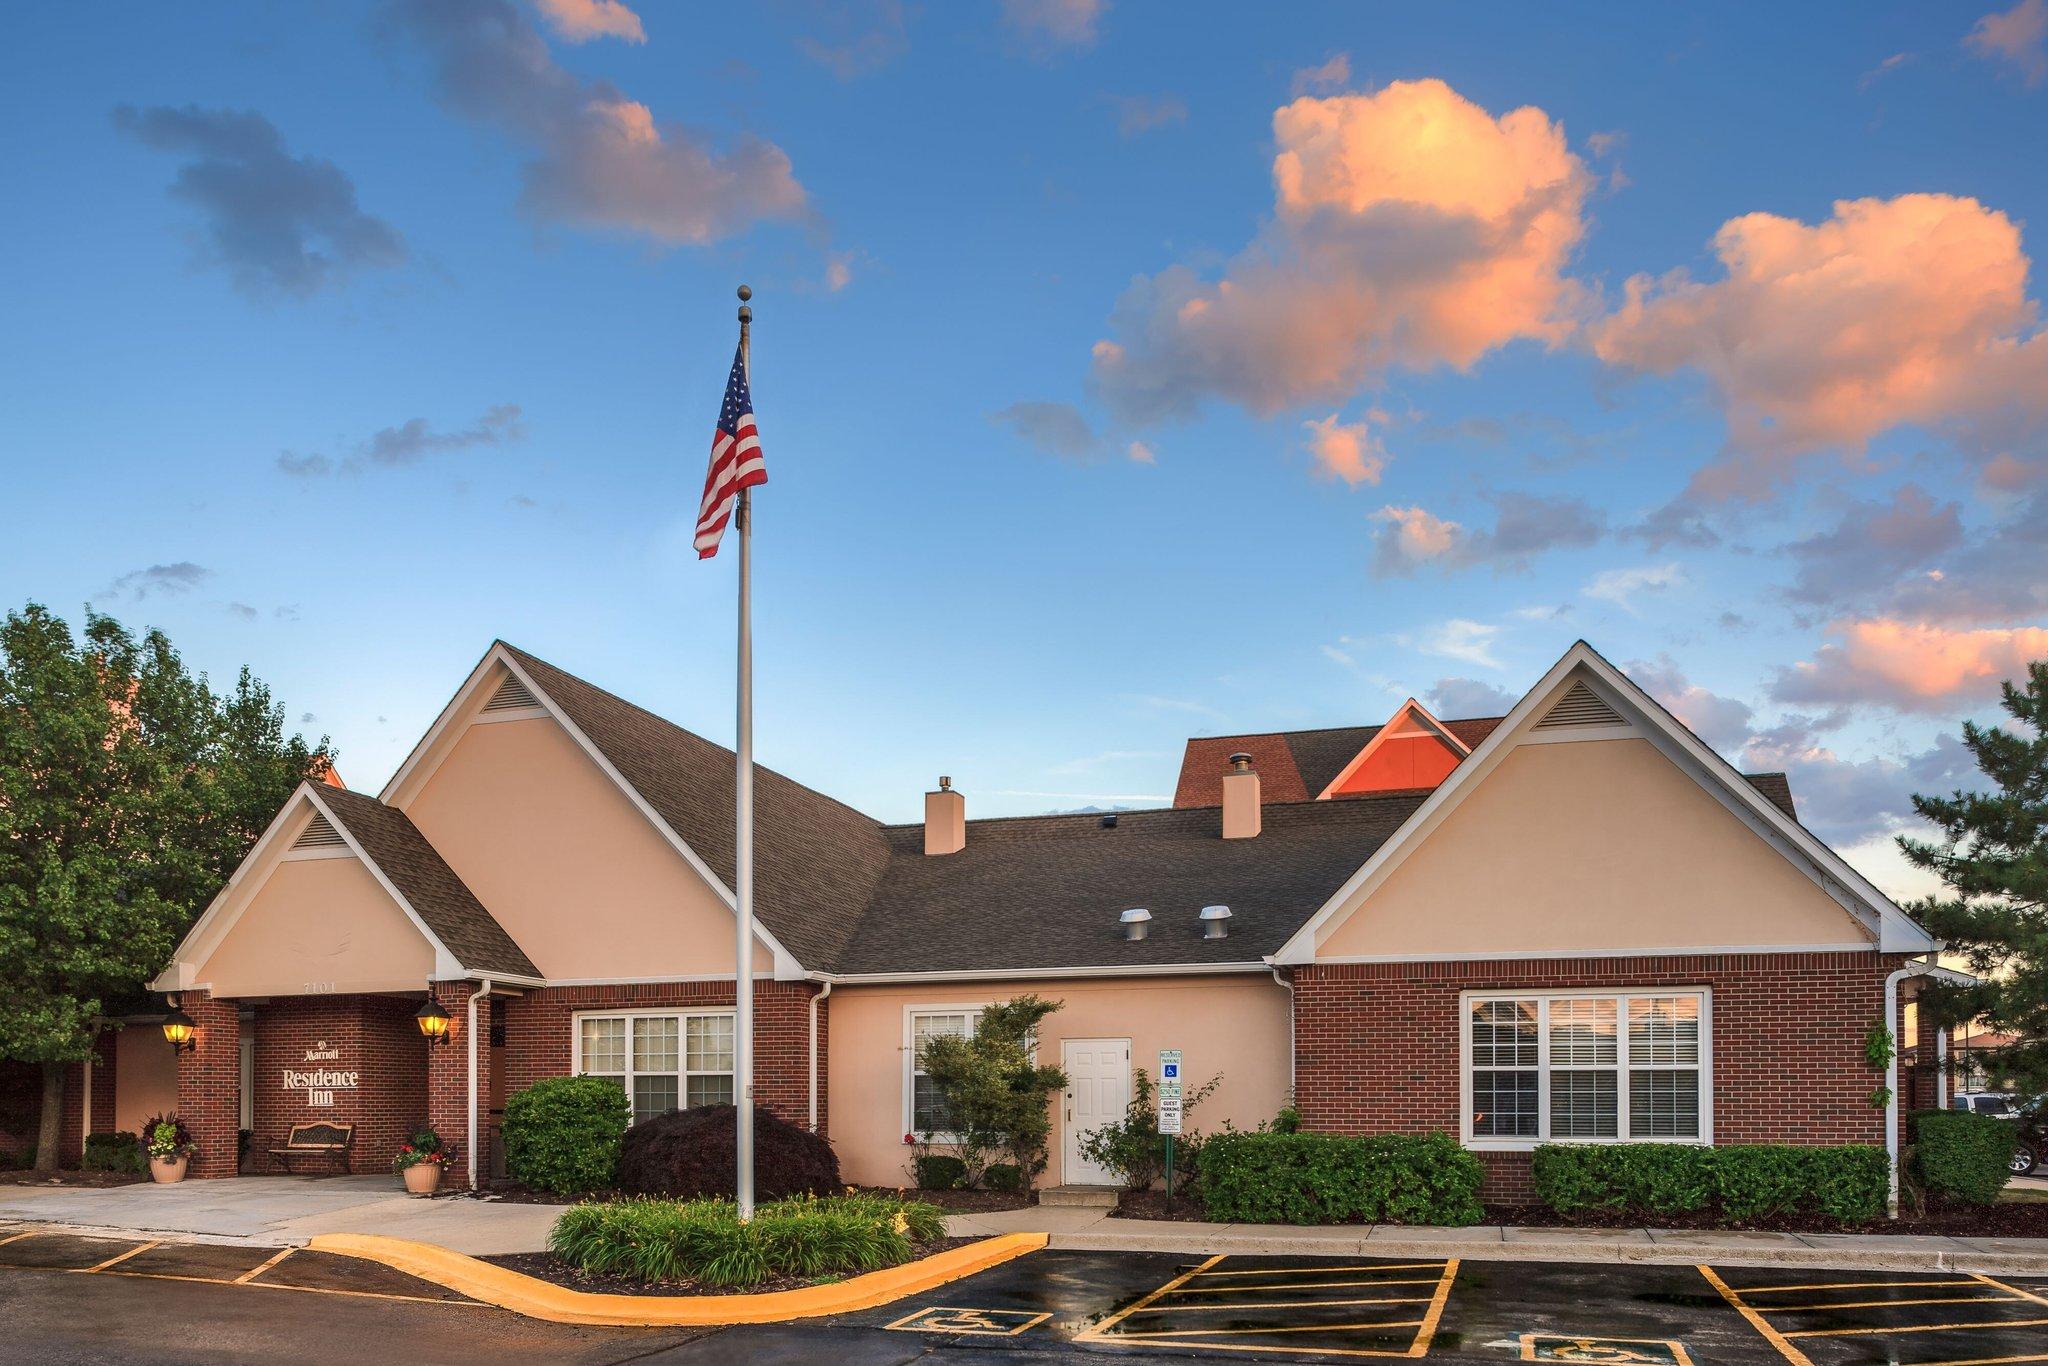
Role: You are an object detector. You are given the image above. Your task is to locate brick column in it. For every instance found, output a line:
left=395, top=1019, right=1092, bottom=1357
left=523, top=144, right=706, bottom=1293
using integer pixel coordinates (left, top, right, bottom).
left=174, top=992, right=241, bottom=1179
left=426, top=980, right=476, bottom=1187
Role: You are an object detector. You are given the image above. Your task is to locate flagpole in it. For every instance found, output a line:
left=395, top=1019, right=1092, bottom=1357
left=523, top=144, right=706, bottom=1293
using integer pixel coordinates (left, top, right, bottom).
left=733, top=283, right=756, bottom=1222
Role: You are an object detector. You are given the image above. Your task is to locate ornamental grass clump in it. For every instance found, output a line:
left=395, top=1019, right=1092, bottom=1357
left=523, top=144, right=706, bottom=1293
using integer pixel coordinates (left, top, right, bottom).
left=547, top=1193, right=945, bottom=1288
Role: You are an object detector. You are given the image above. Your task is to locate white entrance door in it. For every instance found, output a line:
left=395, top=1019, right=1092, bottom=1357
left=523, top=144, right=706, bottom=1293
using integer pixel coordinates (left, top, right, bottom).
left=1061, top=1037, right=1130, bottom=1186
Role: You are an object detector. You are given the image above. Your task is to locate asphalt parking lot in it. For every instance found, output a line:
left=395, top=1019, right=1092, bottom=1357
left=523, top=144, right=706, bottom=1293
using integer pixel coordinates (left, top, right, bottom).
left=2, top=1227, right=2044, bottom=1364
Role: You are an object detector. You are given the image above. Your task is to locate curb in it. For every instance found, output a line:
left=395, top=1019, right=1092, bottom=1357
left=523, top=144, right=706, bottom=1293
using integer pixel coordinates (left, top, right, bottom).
left=307, top=1231, right=1047, bottom=1326
left=1047, top=1229, right=2048, bottom=1276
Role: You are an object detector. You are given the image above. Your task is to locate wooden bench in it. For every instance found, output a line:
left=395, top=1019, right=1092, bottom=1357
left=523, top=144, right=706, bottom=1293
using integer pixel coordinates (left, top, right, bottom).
left=268, top=1122, right=355, bottom=1174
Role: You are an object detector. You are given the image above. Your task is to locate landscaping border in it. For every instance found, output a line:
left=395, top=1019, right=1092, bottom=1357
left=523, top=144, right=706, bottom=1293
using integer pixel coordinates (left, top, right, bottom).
left=308, top=1230, right=1046, bottom=1326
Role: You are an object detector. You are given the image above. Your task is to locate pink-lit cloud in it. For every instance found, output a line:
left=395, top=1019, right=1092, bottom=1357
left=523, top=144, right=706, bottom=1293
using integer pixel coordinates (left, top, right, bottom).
left=1001, top=0, right=1103, bottom=51
left=1370, top=492, right=1603, bottom=577
left=1092, top=78, right=1590, bottom=422
left=1591, top=193, right=2048, bottom=498
left=1965, top=0, right=2048, bottom=85
left=1302, top=410, right=1390, bottom=485
left=1773, top=619, right=2048, bottom=713
left=534, top=0, right=645, bottom=43
left=1291, top=53, right=1351, bottom=95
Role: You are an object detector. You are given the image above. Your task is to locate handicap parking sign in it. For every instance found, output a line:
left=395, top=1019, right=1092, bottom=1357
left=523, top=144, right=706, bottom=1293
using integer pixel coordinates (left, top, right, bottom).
left=1160, top=1048, right=1181, bottom=1080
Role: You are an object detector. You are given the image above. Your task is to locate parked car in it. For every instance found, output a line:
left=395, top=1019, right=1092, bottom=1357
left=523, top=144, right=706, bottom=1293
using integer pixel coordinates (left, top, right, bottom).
left=1951, top=1092, right=2045, bottom=1175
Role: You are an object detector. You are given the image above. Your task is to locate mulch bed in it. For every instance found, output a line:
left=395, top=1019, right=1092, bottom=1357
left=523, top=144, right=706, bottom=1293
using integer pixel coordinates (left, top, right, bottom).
left=1109, top=1192, right=2048, bottom=1237
left=0, top=1170, right=148, bottom=1188
left=480, top=1236, right=977, bottom=1298
left=849, top=1184, right=1034, bottom=1213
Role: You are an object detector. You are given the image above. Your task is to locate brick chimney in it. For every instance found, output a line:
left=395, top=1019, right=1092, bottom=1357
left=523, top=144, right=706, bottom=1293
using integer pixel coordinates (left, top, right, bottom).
left=924, top=776, right=966, bottom=855
left=1222, top=752, right=1261, bottom=839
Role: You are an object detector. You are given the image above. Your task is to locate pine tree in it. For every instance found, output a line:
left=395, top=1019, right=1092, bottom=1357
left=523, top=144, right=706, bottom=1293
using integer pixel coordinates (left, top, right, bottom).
left=0, top=604, right=333, bottom=1170
left=1899, top=660, right=2048, bottom=1092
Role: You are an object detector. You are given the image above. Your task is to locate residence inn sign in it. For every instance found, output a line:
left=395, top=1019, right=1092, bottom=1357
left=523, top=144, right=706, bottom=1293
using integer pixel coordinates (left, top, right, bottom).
left=283, top=1042, right=358, bottom=1108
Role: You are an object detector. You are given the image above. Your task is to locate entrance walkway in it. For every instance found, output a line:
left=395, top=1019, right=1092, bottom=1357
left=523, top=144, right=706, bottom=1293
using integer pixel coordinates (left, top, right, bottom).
left=0, top=1176, right=558, bottom=1254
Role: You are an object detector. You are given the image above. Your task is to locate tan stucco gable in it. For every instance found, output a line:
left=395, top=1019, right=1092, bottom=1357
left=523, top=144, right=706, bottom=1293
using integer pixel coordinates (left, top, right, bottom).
left=1315, top=736, right=1877, bottom=959
left=190, top=855, right=438, bottom=997
left=404, top=713, right=772, bottom=981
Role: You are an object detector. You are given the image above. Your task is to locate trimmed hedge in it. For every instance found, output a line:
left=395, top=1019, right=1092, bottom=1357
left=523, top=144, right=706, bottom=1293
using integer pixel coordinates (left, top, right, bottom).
left=913, top=1154, right=966, bottom=1190
left=1196, top=1132, right=1484, bottom=1226
left=83, top=1131, right=144, bottom=1174
left=618, top=1104, right=840, bottom=1201
left=1531, top=1143, right=1888, bottom=1223
left=1912, top=1110, right=2014, bottom=1205
left=549, top=1194, right=946, bottom=1288
left=503, top=1076, right=632, bottom=1194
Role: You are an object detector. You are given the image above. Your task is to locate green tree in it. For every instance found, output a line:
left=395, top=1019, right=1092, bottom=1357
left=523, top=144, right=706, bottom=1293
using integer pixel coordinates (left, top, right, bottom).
left=0, top=603, right=332, bottom=1170
left=917, top=995, right=1068, bottom=1186
left=1899, top=660, right=2048, bottom=1093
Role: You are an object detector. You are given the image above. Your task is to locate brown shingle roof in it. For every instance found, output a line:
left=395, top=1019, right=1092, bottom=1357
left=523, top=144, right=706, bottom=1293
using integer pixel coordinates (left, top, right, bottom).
left=499, top=644, right=893, bottom=969
left=317, top=786, right=540, bottom=979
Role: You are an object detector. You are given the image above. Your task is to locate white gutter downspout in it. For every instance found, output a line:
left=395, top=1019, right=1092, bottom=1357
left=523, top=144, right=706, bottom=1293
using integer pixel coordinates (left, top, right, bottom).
left=1270, top=967, right=1295, bottom=1097
left=808, top=980, right=833, bottom=1133
left=1936, top=1026, right=1949, bottom=1110
left=467, top=979, right=492, bottom=1191
left=1884, top=964, right=1916, bottom=1218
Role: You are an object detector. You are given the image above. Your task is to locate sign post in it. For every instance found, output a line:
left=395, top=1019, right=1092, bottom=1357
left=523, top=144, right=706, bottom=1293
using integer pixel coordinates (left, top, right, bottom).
left=1158, top=1049, right=1183, bottom=1214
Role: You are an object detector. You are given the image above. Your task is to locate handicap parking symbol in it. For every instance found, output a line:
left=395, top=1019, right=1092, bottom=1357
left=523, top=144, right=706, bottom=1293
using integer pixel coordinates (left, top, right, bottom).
left=884, top=1306, right=1051, bottom=1336
left=1521, top=1335, right=1692, bottom=1366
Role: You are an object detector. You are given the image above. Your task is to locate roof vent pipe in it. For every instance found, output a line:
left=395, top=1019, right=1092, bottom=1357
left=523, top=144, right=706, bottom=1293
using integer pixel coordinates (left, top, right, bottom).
left=1200, top=905, right=1232, bottom=939
left=1120, top=907, right=1152, bottom=941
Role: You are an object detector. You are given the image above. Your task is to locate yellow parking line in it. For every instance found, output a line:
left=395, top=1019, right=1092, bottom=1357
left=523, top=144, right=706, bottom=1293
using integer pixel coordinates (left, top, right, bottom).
left=1697, top=1265, right=1815, bottom=1366
left=234, top=1247, right=297, bottom=1284
left=0, top=1230, right=40, bottom=1248
left=1762, top=1294, right=2014, bottom=1312
left=1784, top=1317, right=2048, bottom=1339
left=1122, top=1319, right=1428, bottom=1338
left=1127, top=1295, right=1434, bottom=1313
left=1190, top=1261, right=1446, bottom=1277
left=1972, top=1275, right=2048, bottom=1308
left=1173, top=1276, right=1441, bottom=1294
left=81, top=1241, right=158, bottom=1273
left=1074, top=1253, right=1223, bottom=1340
left=1740, top=1278, right=1987, bottom=1294
left=1909, top=1355, right=2048, bottom=1366
left=1409, top=1259, right=1460, bottom=1358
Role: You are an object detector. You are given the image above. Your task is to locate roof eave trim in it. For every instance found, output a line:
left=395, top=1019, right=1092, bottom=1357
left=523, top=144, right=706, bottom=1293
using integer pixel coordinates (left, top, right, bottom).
left=1272, top=641, right=1935, bottom=965
left=814, top=960, right=1278, bottom=984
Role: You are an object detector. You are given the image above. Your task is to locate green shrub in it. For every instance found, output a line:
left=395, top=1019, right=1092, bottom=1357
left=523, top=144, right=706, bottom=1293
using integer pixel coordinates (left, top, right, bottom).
left=548, top=1193, right=945, bottom=1288
left=82, top=1131, right=144, bottom=1174
left=1076, top=1067, right=1222, bottom=1193
left=913, top=1154, right=965, bottom=1190
left=1532, top=1144, right=1887, bottom=1224
left=503, top=1076, right=631, bottom=1194
left=1196, top=1132, right=1484, bottom=1226
left=1913, top=1111, right=2014, bottom=1205
left=983, top=1162, right=1023, bottom=1192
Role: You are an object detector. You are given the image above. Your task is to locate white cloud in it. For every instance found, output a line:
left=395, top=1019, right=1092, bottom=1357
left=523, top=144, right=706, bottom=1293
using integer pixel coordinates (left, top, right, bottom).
left=1583, top=562, right=1684, bottom=613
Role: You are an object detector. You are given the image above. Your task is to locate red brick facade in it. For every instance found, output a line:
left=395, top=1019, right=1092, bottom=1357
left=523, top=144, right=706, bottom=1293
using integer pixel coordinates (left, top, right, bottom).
left=57, top=1032, right=118, bottom=1159
left=175, top=991, right=242, bottom=1178
left=247, top=995, right=427, bottom=1175
left=500, top=980, right=826, bottom=1128
left=1292, top=951, right=1908, bottom=1201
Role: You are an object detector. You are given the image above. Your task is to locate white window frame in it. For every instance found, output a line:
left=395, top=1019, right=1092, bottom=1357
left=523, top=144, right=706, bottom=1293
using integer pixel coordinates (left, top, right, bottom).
left=901, top=1002, right=993, bottom=1144
left=1458, top=987, right=1714, bottom=1151
left=571, top=1008, right=736, bottom=1122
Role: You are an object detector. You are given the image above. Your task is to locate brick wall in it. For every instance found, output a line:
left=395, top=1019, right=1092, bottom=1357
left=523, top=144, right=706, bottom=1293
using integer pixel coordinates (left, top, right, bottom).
left=500, top=980, right=824, bottom=1130
left=250, top=995, right=427, bottom=1175
left=175, top=991, right=241, bottom=1178
left=1292, top=952, right=1908, bottom=1202
left=58, top=1031, right=119, bottom=1160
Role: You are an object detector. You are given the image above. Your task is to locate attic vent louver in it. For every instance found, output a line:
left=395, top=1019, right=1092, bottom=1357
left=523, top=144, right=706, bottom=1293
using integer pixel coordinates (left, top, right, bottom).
left=1534, top=679, right=1625, bottom=730
left=293, top=812, right=345, bottom=850
left=482, top=673, right=539, bottom=712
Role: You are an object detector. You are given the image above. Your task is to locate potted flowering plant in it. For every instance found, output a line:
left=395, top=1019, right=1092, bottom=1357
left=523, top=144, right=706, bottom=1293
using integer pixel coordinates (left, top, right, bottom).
left=143, top=1114, right=196, bottom=1184
left=393, top=1129, right=453, bottom=1196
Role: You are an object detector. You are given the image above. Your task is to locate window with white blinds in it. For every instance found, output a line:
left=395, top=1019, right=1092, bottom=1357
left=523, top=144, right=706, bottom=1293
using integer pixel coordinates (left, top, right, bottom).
left=1464, top=991, right=1707, bottom=1146
left=905, top=1009, right=977, bottom=1137
left=576, top=1011, right=736, bottom=1122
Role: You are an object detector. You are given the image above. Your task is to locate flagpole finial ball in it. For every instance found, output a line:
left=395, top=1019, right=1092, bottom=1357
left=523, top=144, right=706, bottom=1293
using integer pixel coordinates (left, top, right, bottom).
left=737, top=284, right=752, bottom=302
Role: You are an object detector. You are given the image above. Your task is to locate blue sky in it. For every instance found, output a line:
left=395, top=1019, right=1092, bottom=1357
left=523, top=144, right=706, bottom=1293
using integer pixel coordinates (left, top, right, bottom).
left=4, top=1, right=2046, bottom=898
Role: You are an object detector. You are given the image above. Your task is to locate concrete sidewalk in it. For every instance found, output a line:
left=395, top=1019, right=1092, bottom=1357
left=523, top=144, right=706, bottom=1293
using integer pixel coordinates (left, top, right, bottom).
left=942, top=1201, right=2048, bottom=1275
left=0, top=1176, right=558, bottom=1254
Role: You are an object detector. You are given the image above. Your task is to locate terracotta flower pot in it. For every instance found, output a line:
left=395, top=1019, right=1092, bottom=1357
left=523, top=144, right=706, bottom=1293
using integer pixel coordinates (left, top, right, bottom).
left=150, top=1154, right=189, bottom=1184
left=402, top=1162, right=443, bottom=1196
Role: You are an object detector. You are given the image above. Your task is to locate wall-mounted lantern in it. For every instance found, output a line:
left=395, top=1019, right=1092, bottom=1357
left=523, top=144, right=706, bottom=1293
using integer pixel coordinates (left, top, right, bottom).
left=161, top=1001, right=197, bottom=1053
left=415, top=996, right=452, bottom=1045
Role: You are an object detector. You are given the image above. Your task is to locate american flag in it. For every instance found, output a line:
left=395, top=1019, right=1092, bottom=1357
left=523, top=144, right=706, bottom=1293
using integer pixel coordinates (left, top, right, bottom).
left=695, top=344, right=766, bottom=558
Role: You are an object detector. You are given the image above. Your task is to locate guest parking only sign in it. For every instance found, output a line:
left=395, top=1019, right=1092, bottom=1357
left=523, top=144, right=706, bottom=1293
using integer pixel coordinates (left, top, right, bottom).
left=1158, top=1049, right=1183, bottom=1135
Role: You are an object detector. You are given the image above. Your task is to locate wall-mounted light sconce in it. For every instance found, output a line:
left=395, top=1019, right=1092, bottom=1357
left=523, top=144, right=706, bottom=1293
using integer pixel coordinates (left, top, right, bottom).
left=415, top=995, right=452, bottom=1045
left=161, top=1001, right=197, bottom=1053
